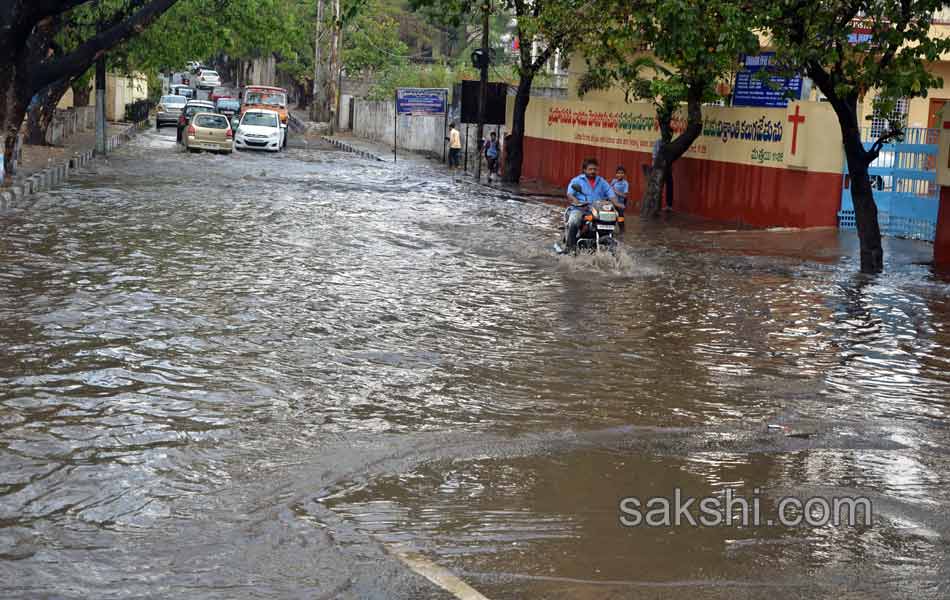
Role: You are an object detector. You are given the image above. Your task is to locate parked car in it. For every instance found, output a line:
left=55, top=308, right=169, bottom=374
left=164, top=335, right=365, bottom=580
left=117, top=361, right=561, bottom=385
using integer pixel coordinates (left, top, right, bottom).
left=196, top=69, right=221, bottom=90
left=170, top=84, right=194, bottom=100
left=234, top=109, right=283, bottom=152
left=210, top=87, right=231, bottom=103
left=156, top=94, right=188, bottom=129
left=241, top=86, right=288, bottom=148
left=177, top=100, right=215, bottom=143
left=183, top=112, right=234, bottom=154
left=215, top=98, right=241, bottom=118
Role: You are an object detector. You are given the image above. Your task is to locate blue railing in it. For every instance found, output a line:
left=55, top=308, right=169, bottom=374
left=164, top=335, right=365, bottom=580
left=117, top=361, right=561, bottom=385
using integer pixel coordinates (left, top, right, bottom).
left=839, top=127, right=940, bottom=241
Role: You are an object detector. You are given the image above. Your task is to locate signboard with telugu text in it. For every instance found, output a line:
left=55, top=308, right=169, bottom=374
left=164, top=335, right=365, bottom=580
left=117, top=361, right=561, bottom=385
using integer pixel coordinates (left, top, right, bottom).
left=732, top=53, right=803, bottom=108
left=395, top=88, right=448, bottom=116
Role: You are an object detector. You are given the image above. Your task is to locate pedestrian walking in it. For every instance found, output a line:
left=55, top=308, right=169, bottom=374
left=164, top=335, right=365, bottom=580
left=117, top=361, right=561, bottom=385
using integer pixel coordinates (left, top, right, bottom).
left=447, top=122, right=462, bottom=170
left=484, top=132, right=500, bottom=182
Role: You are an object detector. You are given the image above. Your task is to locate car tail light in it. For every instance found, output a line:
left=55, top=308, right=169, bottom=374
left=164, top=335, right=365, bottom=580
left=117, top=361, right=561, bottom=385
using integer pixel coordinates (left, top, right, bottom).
left=226, top=128, right=233, bottom=139
left=187, top=125, right=197, bottom=135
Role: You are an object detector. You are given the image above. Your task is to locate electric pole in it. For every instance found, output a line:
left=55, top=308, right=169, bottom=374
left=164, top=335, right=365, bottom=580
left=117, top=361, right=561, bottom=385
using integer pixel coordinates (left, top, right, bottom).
left=95, top=55, right=106, bottom=156
left=327, top=0, right=340, bottom=132
left=311, top=0, right=325, bottom=122
left=475, top=0, right=490, bottom=181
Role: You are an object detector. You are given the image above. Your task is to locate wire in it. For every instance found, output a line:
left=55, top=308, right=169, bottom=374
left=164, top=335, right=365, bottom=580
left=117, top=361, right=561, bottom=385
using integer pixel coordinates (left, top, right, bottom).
left=345, top=23, right=438, bottom=59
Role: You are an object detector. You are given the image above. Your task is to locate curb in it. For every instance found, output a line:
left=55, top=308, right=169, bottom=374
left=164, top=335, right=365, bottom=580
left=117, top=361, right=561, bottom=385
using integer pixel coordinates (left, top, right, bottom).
left=322, top=136, right=385, bottom=162
left=0, top=120, right=144, bottom=211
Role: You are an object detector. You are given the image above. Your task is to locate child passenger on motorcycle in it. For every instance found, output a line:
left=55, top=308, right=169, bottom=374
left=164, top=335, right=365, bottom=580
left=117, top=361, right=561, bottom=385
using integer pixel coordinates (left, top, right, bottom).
left=565, top=158, right=616, bottom=249
left=610, top=166, right=629, bottom=228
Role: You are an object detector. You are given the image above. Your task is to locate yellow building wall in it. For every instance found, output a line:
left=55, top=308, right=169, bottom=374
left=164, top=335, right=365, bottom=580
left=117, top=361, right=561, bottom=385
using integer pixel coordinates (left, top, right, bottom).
left=55, top=73, right=148, bottom=121
left=517, top=96, right=843, bottom=174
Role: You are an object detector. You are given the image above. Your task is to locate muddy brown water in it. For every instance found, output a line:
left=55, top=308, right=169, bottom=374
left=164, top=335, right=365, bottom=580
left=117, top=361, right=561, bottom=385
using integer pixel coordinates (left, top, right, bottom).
left=0, top=128, right=949, bottom=598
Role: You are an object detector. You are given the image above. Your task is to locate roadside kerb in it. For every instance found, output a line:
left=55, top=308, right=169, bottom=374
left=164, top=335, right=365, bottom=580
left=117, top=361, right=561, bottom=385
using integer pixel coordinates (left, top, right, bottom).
left=0, top=121, right=144, bottom=211
left=322, top=136, right=385, bottom=161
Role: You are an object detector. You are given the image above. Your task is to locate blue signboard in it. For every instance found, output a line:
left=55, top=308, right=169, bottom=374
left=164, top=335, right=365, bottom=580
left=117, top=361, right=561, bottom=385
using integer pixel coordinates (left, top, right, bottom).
left=732, top=53, right=803, bottom=108
left=396, top=88, right=448, bottom=116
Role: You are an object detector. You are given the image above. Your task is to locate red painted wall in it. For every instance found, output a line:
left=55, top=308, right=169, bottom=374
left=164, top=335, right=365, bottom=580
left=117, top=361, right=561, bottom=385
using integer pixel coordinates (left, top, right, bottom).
left=937, top=187, right=950, bottom=266
left=522, top=136, right=841, bottom=228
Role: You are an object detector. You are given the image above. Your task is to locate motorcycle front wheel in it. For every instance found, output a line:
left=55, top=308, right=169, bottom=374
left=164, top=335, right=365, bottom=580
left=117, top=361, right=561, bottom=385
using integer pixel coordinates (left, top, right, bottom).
left=565, top=221, right=580, bottom=251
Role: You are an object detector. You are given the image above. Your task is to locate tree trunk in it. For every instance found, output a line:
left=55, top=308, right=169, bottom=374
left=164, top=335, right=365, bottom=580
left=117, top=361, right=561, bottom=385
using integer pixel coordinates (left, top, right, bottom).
left=25, top=78, right=71, bottom=145
left=642, top=157, right=668, bottom=218
left=837, top=103, right=883, bottom=273
left=72, top=79, right=91, bottom=106
left=641, top=91, right=703, bottom=218
left=502, top=73, right=533, bottom=184
left=1, top=61, right=22, bottom=173
left=296, top=80, right=312, bottom=110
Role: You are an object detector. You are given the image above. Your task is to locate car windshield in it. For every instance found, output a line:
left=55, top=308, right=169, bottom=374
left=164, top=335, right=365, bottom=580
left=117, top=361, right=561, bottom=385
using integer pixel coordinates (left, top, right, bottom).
left=241, top=113, right=278, bottom=127
left=162, top=95, right=186, bottom=105
left=244, top=91, right=286, bottom=107
left=194, top=114, right=228, bottom=129
left=185, top=104, right=213, bottom=116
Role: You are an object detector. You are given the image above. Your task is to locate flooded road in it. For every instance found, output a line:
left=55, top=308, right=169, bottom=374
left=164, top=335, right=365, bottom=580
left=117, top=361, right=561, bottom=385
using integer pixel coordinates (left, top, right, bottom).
left=1, top=127, right=949, bottom=598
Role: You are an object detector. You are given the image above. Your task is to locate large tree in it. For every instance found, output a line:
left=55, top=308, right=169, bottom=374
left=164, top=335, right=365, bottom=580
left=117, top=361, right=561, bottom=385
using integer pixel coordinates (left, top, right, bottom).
left=1, top=0, right=181, bottom=169
left=502, top=0, right=591, bottom=183
left=406, top=0, right=589, bottom=183
left=761, top=0, right=950, bottom=273
left=579, top=0, right=758, bottom=217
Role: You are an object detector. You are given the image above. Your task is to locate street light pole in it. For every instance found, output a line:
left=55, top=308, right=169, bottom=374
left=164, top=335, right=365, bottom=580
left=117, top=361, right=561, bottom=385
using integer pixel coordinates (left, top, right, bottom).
left=95, top=55, right=106, bottom=156
left=311, top=0, right=325, bottom=122
left=475, top=0, right=490, bottom=181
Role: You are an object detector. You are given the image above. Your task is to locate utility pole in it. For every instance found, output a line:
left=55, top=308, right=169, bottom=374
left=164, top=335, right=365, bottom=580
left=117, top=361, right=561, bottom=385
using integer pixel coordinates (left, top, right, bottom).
left=311, top=0, right=325, bottom=122
left=95, top=55, right=106, bottom=156
left=475, top=0, right=490, bottom=181
left=327, top=0, right=340, bottom=132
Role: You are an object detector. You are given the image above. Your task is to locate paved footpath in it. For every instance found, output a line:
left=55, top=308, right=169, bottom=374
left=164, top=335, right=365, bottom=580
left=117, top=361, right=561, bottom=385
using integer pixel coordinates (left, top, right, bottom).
left=319, top=129, right=567, bottom=202
left=13, top=124, right=126, bottom=178
left=1, top=122, right=135, bottom=209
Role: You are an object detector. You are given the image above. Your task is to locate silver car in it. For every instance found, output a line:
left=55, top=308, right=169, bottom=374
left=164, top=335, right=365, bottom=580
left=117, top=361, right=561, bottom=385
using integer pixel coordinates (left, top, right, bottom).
left=156, top=94, right=187, bottom=129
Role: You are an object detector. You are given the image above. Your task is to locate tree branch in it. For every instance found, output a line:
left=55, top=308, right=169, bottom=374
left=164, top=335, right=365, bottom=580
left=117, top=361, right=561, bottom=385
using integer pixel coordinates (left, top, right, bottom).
left=30, top=0, right=96, bottom=21
left=877, top=0, right=913, bottom=74
left=30, top=0, right=180, bottom=93
left=868, top=127, right=903, bottom=160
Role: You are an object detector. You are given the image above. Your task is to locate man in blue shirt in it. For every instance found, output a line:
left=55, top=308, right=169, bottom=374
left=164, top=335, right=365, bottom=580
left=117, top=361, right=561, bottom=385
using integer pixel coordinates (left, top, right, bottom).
left=564, top=157, right=616, bottom=249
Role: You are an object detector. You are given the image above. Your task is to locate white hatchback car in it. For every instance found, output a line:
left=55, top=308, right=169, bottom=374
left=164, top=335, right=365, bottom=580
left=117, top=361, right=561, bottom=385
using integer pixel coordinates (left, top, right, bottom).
left=196, top=69, right=221, bottom=90
left=234, top=110, right=284, bottom=152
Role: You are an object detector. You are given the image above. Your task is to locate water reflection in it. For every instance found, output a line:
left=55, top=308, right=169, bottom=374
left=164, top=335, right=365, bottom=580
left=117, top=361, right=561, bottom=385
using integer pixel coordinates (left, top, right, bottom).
left=0, top=128, right=948, bottom=597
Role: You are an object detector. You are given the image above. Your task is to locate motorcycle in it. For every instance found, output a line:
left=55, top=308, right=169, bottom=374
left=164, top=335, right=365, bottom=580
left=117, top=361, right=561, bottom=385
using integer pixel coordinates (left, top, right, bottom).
left=554, top=183, right=623, bottom=255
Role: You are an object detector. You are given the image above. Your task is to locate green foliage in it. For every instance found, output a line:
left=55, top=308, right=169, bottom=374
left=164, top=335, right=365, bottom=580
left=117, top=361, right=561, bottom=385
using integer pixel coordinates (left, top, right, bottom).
left=578, top=0, right=758, bottom=111
left=760, top=0, right=950, bottom=132
left=344, top=4, right=411, bottom=73
left=365, top=63, right=477, bottom=99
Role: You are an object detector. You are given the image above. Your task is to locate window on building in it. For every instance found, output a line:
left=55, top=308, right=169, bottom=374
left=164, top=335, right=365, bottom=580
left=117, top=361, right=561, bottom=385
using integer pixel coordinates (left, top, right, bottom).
left=870, top=97, right=908, bottom=139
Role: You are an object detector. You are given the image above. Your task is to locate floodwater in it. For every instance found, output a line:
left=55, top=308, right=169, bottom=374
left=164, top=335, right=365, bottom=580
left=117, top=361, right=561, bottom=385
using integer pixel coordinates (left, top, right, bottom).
left=0, top=128, right=948, bottom=599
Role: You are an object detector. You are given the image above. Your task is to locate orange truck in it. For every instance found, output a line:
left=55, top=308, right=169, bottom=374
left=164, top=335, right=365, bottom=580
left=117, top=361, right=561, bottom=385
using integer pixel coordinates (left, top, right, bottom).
left=241, top=86, right=289, bottom=146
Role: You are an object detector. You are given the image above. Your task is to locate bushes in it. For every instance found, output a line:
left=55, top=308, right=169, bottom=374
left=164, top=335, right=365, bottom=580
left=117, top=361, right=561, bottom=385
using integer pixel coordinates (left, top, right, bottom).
left=366, top=63, right=477, bottom=100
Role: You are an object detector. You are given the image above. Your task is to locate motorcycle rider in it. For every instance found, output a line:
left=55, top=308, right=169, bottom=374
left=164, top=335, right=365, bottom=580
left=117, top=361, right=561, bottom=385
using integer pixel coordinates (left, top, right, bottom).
left=564, top=158, right=616, bottom=250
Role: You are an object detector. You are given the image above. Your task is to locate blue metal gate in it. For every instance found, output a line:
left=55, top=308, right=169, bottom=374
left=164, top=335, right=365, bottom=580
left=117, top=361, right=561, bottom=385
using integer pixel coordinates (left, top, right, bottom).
left=838, top=127, right=940, bottom=241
